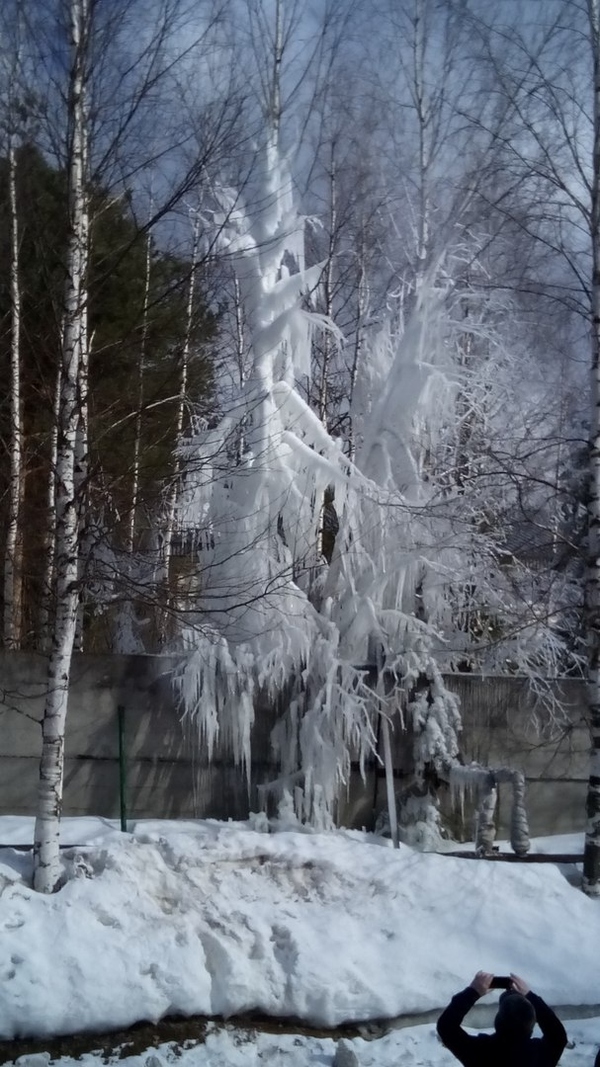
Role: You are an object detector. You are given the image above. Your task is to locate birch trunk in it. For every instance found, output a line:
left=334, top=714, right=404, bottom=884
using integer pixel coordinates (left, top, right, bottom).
left=3, top=134, right=23, bottom=649
left=38, top=362, right=61, bottom=651
left=584, top=0, right=600, bottom=897
left=233, top=273, right=247, bottom=461
left=73, top=334, right=89, bottom=651
left=270, top=0, right=283, bottom=140
left=346, top=227, right=368, bottom=464
left=73, top=158, right=90, bottom=652
left=412, top=0, right=430, bottom=292
left=126, top=227, right=152, bottom=558
left=33, top=0, right=90, bottom=894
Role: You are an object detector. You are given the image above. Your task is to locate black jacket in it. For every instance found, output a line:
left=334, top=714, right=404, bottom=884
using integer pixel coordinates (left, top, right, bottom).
left=437, top=986, right=567, bottom=1067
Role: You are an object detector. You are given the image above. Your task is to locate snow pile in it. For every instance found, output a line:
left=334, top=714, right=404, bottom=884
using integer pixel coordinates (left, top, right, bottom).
left=0, top=818, right=598, bottom=1042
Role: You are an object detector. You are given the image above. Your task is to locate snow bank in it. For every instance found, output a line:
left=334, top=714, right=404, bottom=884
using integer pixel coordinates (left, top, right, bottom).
left=0, top=820, right=598, bottom=1041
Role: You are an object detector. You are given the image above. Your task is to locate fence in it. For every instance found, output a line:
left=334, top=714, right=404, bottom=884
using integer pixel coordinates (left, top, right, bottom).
left=0, top=651, right=591, bottom=839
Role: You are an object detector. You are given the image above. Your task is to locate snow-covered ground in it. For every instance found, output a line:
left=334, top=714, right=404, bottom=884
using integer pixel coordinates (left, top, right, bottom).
left=0, top=817, right=598, bottom=1067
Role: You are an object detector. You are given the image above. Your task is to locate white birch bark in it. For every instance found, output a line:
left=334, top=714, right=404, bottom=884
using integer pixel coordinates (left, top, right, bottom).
left=73, top=342, right=89, bottom=652
left=73, top=151, right=90, bottom=652
left=233, top=273, right=248, bottom=462
left=3, top=132, right=23, bottom=649
left=412, top=0, right=430, bottom=292
left=126, top=226, right=152, bottom=558
left=38, top=362, right=61, bottom=651
left=270, top=0, right=283, bottom=141
left=346, top=227, right=368, bottom=464
left=33, top=0, right=90, bottom=893
left=234, top=273, right=246, bottom=383
left=584, top=0, right=600, bottom=897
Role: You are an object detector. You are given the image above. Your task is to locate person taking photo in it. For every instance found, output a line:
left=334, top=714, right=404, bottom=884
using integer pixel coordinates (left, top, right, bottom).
left=437, top=971, right=567, bottom=1067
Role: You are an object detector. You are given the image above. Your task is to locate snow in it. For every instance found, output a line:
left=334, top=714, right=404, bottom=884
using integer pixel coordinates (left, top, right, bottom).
left=0, top=816, right=599, bottom=1067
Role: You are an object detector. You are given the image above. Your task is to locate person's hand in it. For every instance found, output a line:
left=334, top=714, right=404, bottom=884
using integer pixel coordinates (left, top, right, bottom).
left=470, top=971, right=494, bottom=996
left=510, top=973, right=530, bottom=995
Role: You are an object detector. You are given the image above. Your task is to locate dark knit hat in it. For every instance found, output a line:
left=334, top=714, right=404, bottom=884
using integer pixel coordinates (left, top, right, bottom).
left=494, top=992, right=536, bottom=1040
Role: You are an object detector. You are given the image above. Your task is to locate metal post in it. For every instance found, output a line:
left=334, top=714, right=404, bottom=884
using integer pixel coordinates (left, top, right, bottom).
left=117, top=704, right=127, bottom=832
left=381, top=714, right=399, bottom=848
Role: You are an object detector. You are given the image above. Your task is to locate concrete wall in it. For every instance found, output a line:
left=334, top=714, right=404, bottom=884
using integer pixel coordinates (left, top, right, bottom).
left=0, top=651, right=284, bottom=823
left=0, top=652, right=591, bottom=839
left=445, top=674, right=589, bottom=839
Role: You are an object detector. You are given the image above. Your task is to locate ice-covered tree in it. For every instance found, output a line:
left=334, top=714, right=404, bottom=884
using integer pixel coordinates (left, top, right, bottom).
left=175, top=131, right=366, bottom=820
left=175, top=123, right=487, bottom=829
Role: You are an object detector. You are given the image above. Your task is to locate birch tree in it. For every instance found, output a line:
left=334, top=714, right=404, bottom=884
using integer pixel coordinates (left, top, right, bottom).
left=3, top=104, right=23, bottom=649
left=0, top=5, right=32, bottom=649
left=33, top=0, right=90, bottom=894
left=467, top=0, right=600, bottom=892
left=585, top=0, right=600, bottom=896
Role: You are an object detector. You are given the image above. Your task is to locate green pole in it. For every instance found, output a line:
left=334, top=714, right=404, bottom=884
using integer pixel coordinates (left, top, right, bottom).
left=117, top=704, right=127, bottom=832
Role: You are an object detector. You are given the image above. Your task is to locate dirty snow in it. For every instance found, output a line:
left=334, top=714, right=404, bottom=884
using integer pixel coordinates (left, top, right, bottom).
left=0, top=818, right=597, bottom=1066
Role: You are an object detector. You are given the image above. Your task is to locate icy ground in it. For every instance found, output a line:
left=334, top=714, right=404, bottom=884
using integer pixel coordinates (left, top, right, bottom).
left=0, top=817, right=598, bottom=1066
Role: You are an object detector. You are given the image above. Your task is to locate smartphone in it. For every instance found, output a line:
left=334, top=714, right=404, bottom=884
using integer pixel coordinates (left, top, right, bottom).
left=490, top=976, right=512, bottom=989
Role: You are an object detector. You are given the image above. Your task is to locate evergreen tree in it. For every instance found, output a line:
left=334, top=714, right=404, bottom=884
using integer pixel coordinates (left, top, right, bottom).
left=0, top=143, right=216, bottom=652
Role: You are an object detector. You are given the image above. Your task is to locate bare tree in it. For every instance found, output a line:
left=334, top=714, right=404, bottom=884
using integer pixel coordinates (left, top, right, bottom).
left=34, top=0, right=91, bottom=893
left=462, top=0, right=600, bottom=892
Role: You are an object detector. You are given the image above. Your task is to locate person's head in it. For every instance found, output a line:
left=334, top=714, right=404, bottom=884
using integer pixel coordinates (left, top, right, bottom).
left=494, top=992, right=536, bottom=1041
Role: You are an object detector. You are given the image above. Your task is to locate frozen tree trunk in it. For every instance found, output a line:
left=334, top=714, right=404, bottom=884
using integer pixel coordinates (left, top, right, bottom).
left=475, top=774, right=497, bottom=855
left=3, top=134, right=23, bottom=649
left=33, top=0, right=90, bottom=894
left=584, top=0, right=600, bottom=897
left=509, top=770, right=530, bottom=857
